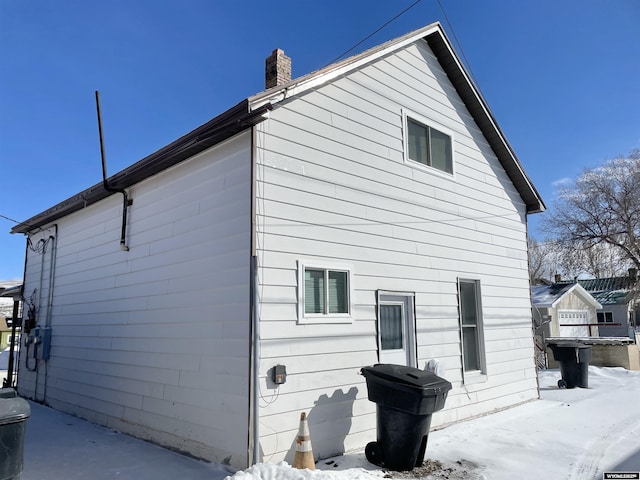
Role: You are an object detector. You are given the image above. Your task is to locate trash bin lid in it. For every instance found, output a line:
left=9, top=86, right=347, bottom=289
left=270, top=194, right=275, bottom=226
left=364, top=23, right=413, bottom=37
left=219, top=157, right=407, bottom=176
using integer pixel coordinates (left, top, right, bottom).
left=361, top=364, right=452, bottom=395
left=0, top=397, right=31, bottom=425
left=0, top=388, right=17, bottom=399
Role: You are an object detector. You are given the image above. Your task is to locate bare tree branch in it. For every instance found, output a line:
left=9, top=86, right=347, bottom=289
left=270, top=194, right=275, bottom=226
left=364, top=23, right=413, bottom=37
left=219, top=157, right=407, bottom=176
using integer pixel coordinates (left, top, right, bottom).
left=542, top=149, right=640, bottom=274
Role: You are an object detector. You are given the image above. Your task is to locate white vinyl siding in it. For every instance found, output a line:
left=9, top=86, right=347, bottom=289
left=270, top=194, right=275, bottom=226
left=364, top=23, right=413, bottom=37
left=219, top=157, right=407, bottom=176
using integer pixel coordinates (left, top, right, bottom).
left=18, top=132, right=253, bottom=468
left=255, top=38, right=536, bottom=462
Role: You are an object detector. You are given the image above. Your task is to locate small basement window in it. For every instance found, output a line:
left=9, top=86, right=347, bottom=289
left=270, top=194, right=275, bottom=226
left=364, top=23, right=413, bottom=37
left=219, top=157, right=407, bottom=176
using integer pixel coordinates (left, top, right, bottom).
left=405, top=113, right=453, bottom=174
left=298, top=261, right=352, bottom=324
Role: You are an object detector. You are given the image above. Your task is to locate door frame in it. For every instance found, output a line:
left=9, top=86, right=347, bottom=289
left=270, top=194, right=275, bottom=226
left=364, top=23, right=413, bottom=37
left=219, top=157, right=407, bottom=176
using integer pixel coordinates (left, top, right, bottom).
left=376, top=291, right=417, bottom=367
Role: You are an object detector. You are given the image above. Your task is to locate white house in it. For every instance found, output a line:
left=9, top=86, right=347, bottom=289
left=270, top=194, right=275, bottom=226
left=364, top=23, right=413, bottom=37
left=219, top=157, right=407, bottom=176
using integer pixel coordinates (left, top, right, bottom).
left=12, top=22, right=545, bottom=468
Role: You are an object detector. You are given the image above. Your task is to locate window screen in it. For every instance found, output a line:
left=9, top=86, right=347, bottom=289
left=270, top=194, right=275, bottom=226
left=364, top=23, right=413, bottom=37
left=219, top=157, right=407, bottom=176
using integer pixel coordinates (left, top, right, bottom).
left=380, top=304, right=403, bottom=350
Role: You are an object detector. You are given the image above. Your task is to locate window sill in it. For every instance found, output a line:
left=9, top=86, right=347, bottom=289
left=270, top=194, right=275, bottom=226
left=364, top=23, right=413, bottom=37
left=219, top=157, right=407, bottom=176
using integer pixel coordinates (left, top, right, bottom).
left=463, top=371, right=488, bottom=385
left=297, top=315, right=353, bottom=325
left=405, top=157, right=455, bottom=179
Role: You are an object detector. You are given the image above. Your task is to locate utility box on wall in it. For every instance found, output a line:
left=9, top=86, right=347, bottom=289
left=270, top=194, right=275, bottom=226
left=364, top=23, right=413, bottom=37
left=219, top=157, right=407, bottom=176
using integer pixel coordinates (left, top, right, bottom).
left=26, top=326, right=52, bottom=361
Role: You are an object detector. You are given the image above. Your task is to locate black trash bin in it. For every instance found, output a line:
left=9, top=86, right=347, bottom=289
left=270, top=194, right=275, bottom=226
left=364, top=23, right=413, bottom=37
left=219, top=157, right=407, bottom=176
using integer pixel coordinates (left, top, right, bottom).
left=548, top=341, right=592, bottom=389
left=0, top=394, right=30, bottom=480
left=360, top=364, right=452, bottom=471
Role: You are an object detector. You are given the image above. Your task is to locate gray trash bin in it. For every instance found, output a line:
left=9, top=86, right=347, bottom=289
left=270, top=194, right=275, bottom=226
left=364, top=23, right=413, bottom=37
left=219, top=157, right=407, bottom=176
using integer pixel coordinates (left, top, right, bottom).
left=0, top=394, right=30, bottom=480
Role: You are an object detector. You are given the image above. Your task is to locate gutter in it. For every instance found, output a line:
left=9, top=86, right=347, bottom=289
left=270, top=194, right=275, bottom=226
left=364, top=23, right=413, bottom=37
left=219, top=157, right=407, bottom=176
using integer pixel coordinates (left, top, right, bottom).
left=248, top=123, right=260, bottom=466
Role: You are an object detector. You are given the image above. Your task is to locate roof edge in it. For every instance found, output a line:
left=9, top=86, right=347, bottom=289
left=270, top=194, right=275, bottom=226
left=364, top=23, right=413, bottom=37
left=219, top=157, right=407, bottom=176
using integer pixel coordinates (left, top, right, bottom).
left=12, top=100, right=272, bottom=234
left=424, top=30, right=545, bottom=214
left=248, top=22, right=442, bottom=110
left=13, top=22, right=546, bottom=233
left=550, top=283, right=602, bottom=309
left=248, top=22, right=545, bottom=214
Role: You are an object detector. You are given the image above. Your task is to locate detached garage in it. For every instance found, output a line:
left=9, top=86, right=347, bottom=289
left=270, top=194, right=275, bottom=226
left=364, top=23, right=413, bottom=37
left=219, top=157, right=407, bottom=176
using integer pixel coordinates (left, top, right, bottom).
left=532, top=283, right=602, bottom=340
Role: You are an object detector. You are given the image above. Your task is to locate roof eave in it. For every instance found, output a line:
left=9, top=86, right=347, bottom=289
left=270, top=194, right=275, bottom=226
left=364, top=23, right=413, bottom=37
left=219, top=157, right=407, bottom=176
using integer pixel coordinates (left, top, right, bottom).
left=424, top=30, right=546, bottom=215
left=0, top=284, right=23, bottom=299
left=248, top=23, right=545, bottom=214
left=549, top=283, right=602, bottom=309
left=248, top=23, right=444, bottom=111
left=12, top=99, right=272, bottom=235
left=13, top=22, right=545, bottom=234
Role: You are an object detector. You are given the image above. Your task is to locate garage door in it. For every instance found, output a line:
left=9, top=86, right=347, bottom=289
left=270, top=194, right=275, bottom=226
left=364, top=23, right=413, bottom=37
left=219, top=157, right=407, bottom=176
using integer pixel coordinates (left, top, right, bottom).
left=558, top=310, right=590, bottom=337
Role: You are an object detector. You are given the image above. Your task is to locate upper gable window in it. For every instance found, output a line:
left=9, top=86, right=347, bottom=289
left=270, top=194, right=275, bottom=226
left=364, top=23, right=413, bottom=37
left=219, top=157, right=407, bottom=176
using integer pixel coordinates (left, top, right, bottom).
left=404, top=112, right=453, bottom=175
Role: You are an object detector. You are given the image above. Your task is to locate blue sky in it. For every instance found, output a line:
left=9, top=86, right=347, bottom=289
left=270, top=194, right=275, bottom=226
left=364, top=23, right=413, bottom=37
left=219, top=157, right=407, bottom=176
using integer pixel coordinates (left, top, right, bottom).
left=1, top=0, right=639, bottom=280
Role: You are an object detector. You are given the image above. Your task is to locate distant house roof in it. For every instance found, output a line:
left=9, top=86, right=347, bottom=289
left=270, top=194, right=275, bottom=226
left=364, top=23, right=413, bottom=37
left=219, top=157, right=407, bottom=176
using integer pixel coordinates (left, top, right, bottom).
left=575, top=277, right=638, bottom=306
left=531, top=283, right=601, bottom=309
left=0, top=283, right=22, bottom=299
left=12, top=22, right=545, bottom=236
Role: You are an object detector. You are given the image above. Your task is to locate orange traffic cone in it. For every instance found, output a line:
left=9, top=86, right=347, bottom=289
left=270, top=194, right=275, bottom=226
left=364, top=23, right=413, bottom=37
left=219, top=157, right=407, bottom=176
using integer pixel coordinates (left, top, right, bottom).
left=292, top=412, right=315, bottom=470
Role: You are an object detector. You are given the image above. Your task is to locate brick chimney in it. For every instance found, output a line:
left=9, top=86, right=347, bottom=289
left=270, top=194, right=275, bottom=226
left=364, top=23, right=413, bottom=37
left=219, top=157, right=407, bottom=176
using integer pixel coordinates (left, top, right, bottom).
left=265, top=48, right=291, bottom=89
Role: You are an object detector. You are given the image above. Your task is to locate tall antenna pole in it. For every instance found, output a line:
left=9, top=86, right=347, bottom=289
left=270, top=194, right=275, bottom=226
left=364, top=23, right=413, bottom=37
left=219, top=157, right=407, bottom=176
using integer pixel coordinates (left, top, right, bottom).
left=95, top=91, right=111, bottom=192
left=95, top=91, right=130, bottom=251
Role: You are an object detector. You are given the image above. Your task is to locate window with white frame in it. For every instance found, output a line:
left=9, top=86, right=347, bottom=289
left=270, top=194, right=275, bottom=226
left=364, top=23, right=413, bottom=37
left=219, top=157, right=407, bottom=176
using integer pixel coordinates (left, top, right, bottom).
left=298, top=261, right=352, bottom=323
left=404, top=112, right=453, bottom=174
left=597, top=311, right=614, bottom=323
left=458, top=279, right=486, bottom=375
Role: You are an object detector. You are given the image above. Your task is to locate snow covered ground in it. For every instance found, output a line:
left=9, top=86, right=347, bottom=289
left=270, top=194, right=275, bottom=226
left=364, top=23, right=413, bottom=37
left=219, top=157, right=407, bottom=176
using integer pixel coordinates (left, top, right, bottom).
left=18, top=366, right=640, bottom=480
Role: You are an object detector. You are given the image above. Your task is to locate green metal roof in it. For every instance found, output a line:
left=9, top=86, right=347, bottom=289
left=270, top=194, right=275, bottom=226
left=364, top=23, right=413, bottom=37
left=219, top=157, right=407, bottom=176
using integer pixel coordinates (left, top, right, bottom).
left=575, top=277, right=636, bottom=306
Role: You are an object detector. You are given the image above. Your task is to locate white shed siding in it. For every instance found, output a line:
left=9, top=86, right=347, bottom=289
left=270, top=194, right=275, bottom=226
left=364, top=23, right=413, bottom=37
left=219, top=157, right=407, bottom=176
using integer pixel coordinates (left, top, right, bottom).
left=18, top=132, right=253, bottom=467
left=255, top=40, right=536, bottom=461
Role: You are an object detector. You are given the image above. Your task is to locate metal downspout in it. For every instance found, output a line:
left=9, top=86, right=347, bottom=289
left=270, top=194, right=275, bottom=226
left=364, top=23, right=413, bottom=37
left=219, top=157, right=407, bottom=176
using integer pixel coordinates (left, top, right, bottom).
left=45, top=225, right=58, bottom=328
left=250, top=256, right=260, bottom=465
left=249, top=124, right=261, bottom=466
left=42, top=225, right=58, bottom=401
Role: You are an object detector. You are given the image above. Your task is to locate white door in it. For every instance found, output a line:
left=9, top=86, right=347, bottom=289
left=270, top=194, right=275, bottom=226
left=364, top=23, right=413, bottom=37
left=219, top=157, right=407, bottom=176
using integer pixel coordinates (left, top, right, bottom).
left=558, top=310, right=590, bottom=337
left=377, top=293, right=416, bottom=367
